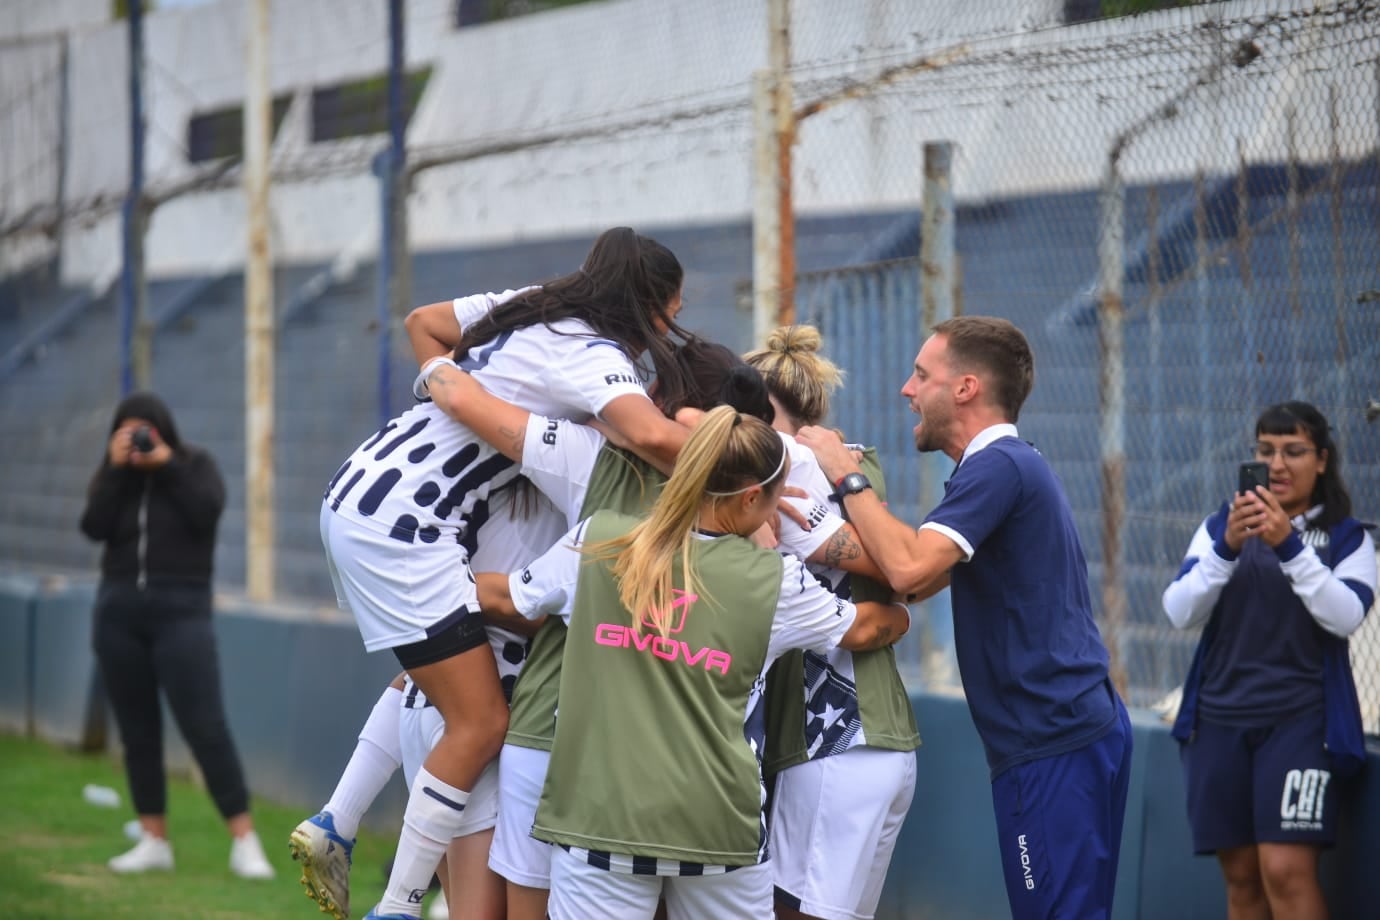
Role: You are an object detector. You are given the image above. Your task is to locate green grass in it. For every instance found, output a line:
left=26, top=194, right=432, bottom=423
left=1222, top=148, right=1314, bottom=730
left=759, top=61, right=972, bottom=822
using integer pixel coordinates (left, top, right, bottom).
left=0, top=732, right=403, bottom=919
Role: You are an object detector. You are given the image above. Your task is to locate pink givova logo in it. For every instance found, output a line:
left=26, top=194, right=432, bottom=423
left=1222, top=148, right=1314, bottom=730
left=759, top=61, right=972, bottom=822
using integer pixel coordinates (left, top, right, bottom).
left=594, top=589, right=732, bottom=674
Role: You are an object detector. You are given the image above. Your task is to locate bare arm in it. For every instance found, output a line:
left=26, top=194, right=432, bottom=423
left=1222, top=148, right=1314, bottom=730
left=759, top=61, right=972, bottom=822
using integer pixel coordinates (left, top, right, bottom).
left=598, top=393, right=689, bottom=470
left=426, top=363, right=530, bottom=462
left=838, top=601, right=911, bottom=651
left=839, top=489, right=963, bottom=598
left=805, top=523, right=889, bottom=584
left=797, top=425, right=964, bottom=597
left=473, top=571, right=547, bottom=635
left=404, top=300, right=464, bottom=364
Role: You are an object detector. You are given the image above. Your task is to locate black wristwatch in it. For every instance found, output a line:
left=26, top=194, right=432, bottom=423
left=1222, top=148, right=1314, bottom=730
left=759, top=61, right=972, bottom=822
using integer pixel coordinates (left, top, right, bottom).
left=834, top=472, right=872, bottom=499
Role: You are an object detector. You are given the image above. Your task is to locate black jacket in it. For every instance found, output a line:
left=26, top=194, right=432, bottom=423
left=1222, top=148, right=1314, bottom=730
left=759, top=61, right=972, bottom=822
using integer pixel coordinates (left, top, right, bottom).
left=78, top=393, right=225, bottom=586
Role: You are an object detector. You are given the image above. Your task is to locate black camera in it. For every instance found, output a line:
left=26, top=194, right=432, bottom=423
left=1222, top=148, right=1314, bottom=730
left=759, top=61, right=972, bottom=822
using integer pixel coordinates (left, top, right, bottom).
left=131, top=426, right=155, bottom=454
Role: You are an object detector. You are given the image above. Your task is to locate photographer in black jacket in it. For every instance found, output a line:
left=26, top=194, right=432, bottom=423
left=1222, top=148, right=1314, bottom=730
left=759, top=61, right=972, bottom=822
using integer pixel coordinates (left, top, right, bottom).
left=79, top=392, right=274, bottom=879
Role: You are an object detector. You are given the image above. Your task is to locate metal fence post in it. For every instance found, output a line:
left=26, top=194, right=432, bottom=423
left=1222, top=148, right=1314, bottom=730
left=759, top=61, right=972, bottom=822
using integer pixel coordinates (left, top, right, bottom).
left=751, top=69, right=780, bottom=348
left=244, top=0, right=276, bottom=601
left=1098, top=152, right=1128, bottom=699
left=119, top=0, right=146, bottom=395
left=378, top=0, right=408, bottom=426
left=919, top=140, right=957, bottom=683
left=770, top=0, right=795, bottom=328
left=752, top=0, right=795, bottom=345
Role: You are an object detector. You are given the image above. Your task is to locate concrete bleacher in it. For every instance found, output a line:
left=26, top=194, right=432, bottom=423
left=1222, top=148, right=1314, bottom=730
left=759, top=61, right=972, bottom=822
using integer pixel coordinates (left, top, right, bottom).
left=0, top=213, right=906, bottom=601
left=1, top=168, right=1375, bottom=681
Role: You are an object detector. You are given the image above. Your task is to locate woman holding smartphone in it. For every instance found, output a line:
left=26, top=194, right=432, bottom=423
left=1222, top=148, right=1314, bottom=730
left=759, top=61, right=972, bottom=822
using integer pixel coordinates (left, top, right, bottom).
left=1163, top=401, right=1375, bottom=919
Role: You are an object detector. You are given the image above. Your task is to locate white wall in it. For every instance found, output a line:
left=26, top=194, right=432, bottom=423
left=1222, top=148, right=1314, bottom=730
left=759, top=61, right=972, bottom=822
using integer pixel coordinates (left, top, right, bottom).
left=1, top=0, right=1371, bottom=285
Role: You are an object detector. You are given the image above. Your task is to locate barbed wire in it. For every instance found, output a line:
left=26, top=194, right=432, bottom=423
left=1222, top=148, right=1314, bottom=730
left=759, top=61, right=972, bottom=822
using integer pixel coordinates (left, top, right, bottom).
left=1, top=3, right=1374, bottom=244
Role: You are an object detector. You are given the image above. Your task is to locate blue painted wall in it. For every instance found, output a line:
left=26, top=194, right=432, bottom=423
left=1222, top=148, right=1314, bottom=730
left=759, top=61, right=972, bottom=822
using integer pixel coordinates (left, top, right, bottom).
left=1, top=577, right=1376, bottom=916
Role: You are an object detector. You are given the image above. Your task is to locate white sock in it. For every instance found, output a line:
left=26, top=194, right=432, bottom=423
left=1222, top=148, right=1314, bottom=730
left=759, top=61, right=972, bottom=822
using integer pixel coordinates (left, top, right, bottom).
left=378, top=766, right=470, bottom=916
left=323, top=686, right=403, bottom=841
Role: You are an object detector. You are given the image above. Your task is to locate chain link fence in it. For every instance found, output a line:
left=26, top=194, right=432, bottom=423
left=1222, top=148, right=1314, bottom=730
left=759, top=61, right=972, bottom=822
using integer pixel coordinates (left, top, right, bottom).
left=780, top=1, right=1380, bottom=732
left=0, top=1, right=1375, bottom=726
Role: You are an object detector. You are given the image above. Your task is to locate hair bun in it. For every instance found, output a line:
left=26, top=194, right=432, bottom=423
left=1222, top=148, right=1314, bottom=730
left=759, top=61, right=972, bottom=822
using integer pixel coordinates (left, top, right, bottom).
left=766, top=324, right=822, bottom=356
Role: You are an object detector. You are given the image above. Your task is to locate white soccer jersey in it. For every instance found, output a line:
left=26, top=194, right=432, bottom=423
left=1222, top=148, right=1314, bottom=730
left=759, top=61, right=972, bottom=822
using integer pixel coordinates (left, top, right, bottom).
left=776, top=434, right=846, bottom=563
left=520, top=417, right=604, bottom=527
left=518, top=419, right=847, bottom=560
left=508, top=520, right=855, bottom=667
left=323, top=290, right=651, bottom=546
left=797, top=441, right=873, bottom=759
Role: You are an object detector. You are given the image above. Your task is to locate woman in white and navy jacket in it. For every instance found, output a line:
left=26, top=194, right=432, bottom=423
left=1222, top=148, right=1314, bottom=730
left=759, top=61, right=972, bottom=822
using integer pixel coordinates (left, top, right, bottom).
left=1163, top=401, right=1375, bottom=920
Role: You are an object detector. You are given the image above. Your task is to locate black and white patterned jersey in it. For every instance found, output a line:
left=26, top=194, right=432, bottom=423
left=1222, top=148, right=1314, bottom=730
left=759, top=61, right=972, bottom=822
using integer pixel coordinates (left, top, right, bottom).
left=323, top=289, right=651, bottom=548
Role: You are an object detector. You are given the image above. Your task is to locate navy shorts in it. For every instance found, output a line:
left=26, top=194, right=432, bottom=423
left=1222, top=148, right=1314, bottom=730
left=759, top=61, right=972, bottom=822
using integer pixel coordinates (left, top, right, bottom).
left=1180, top=710, right=1337, bottom=854
left=990, top=702, right=1133, bottom=920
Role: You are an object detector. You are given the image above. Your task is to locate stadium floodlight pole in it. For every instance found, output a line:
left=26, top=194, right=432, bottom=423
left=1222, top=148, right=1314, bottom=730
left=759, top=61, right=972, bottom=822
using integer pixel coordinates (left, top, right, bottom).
left=118, top=0, right=147, bottom=395
left=244, top=0, right=276, bottom=601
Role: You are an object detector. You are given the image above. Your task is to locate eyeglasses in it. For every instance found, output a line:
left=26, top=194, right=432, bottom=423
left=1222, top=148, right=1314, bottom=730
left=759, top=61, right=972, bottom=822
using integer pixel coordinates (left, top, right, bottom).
left=1253, top=443, right=1317, bottom=462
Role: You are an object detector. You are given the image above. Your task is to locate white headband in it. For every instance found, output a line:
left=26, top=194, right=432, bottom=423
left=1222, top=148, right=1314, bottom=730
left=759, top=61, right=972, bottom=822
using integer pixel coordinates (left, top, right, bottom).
left=705, top=442, right=788, bottom=497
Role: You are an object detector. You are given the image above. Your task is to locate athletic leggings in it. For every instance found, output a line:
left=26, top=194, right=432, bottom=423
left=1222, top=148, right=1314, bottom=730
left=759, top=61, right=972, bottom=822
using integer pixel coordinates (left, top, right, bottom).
left=92, top=581, right=250, bottom=819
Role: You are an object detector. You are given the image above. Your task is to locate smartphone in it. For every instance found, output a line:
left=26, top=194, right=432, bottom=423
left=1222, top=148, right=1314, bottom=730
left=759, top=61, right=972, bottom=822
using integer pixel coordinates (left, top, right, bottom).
left=1238, top=461, right=1269, bottom=496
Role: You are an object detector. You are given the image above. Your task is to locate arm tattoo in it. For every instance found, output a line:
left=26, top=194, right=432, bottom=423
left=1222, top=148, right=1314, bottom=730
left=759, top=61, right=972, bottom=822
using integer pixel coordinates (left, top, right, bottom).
left=822, top=527, right=863, bottom=570
left=428, top=364, right=460, bottom=397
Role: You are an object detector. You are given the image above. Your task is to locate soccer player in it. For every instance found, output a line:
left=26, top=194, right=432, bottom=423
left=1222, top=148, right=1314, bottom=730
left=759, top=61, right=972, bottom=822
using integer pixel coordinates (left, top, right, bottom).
left=319, top=228, right=694, bottom=920
left=746, top=325, right=920, bottom=920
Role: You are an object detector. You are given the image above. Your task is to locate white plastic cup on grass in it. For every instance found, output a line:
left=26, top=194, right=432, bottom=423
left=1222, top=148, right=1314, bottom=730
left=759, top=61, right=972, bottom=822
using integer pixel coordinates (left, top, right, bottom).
left=82, top=784, right=121, bottom=808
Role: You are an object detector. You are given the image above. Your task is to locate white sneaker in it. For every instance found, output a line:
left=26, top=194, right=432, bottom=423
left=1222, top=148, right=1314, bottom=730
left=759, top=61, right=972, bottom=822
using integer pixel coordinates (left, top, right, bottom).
left=229, top=830, right=276, bottom=880
left=109, top=835, right=174, bottom=873
left=427, top=890, right=449, bottom=920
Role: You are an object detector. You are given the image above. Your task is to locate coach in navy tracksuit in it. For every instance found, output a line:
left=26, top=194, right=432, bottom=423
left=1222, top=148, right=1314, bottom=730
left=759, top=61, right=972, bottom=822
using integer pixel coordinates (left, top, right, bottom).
left=799, top=316, right=1132, bottom=919
left=1164, top=401, right=1375, bottom=919
left=80, top=392, right=272, bottom=878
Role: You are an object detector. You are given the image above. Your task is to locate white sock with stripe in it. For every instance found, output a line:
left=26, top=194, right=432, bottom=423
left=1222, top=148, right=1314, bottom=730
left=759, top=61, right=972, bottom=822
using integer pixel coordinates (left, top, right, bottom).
left=377, top=766, right=469, bottom=916
left=323, top=685, right=403, bottom=842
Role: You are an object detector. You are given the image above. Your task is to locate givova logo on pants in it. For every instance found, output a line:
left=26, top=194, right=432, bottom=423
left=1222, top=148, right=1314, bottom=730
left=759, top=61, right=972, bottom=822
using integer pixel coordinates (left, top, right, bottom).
left=1279, top=768, right=1330, bottom=831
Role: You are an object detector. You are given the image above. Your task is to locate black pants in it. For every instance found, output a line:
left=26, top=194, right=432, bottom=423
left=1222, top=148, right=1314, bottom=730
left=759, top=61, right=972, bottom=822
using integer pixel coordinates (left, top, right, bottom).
left=92, top=581, right=250, bottom=819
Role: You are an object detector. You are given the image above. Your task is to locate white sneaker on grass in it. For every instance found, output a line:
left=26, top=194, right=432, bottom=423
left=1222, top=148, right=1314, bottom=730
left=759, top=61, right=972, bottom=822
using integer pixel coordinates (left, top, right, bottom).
left=109, top=835, right=174, bottom=873
left=230, top=830, right=276, bottom=879
left=427, top=890, right=449, bottom=920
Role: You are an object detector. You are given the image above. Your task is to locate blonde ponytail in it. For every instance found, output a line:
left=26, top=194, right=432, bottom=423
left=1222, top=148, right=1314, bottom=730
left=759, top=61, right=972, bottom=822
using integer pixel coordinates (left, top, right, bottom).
left=586, top=406, right=784, bottom=636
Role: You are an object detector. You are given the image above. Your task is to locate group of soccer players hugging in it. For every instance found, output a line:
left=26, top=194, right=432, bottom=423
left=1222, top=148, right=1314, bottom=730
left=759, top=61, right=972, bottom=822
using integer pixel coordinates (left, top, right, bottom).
left=292, top=227, right=920, bottom=920
left=292, top=224, right=1379, bottom=920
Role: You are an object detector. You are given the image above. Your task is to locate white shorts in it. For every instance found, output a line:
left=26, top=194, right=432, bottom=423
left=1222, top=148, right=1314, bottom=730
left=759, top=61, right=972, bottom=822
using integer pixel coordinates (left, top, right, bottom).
left=489, top=743, right=553, bottom=888
left=398, top=699, right=500, bottom=836
left=548, top=846, right=773, bottom=920
left=320, top=502, right=479, bottom=652
left=768, top=747, right=917, bottom=920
